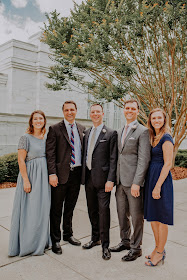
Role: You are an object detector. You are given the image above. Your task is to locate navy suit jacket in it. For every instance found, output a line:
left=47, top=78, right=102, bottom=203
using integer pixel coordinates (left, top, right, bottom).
left=82, top=125, right=118, bottom=188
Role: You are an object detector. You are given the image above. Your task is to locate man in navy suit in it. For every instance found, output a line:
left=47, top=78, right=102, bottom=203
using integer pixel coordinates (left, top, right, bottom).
left=81, top=104, right=118, bottom=260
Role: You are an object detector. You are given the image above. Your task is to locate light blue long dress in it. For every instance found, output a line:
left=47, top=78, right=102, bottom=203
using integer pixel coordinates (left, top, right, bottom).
left=8, top=134, right=51, bottom=257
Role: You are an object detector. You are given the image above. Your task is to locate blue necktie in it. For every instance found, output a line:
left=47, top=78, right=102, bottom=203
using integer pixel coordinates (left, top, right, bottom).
left=70, top=124, right=75, bottom=165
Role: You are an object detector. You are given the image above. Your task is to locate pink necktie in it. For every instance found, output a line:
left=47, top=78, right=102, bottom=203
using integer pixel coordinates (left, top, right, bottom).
left=121, top=125, right=129, bottom=146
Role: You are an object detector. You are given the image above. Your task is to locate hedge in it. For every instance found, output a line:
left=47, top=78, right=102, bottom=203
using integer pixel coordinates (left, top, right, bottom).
left=175, top=150, right=187, bottom=168
left=0, top=153, right=19, bottom=183
left=0, top=150, right=186, bottom=183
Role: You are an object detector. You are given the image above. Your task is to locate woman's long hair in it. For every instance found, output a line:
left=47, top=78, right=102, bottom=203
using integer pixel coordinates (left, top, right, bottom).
left=148, top=108, right=171, bottom=146
left=26, top=110, right=46, bottom=136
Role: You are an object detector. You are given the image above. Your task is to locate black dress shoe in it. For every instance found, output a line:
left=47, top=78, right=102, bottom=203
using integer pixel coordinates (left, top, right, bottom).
left=52, top=242, right=62, bottom=255
left=110, top=242, right=130, bottom=252
left=102, top=248, right=111, bottom=260
left=63, top=236, right=81, bottom=246
left=122, top=249, right=142, bottom=262
left=82, top=240, right=101, bottom=249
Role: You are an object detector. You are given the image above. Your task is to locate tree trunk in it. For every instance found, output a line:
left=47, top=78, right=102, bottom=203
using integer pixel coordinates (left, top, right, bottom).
left=172, top=145, right=179, bottom=168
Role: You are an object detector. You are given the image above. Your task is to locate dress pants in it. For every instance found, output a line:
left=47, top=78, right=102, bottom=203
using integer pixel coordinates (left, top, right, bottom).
left=50, top=167, right=81, bottom=243
left=85, top=168, right=111, bottom=249
left=115, top=184, right=144, bottom=251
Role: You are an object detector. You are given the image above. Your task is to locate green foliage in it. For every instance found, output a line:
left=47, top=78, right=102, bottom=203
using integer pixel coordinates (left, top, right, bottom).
left=175, top=150, right=187, bottom=168
left=42, top=0, right=187, bottom=158
left=0, top=153, right=19, bottom=183
left=0, top=157, right=8, bottom=183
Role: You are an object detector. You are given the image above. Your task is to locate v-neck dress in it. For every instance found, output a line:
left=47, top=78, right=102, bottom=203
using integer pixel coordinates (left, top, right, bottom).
left=144, top=134, right=174, bottom=225
left=8, top=134, right=51, bottom=256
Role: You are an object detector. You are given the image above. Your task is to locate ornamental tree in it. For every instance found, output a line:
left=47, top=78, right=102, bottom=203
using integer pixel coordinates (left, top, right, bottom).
left=42, top=0, right=187, bottom=165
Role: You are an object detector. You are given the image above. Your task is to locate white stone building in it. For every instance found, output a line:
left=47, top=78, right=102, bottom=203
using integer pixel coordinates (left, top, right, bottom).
left=0, top=32, right=124, bottom=156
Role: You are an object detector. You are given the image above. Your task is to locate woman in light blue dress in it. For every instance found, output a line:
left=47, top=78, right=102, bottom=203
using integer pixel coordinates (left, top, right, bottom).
left=8, top=110, right=51, bottom=257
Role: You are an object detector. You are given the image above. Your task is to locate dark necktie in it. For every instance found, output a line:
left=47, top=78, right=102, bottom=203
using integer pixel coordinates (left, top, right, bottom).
left=70, top=124, right=75, bottom=165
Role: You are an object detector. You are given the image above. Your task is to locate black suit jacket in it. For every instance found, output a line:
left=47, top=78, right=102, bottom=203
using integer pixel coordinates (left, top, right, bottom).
left=82, top=125, right=118, bottom=188
left=46, top=120, right=85, bottom=185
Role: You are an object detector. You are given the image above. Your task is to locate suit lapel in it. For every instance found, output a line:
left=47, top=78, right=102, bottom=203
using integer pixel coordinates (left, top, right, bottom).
left=123, top=129, right=134, bottom=146
left=59, top=120, right=70, bottom=145
left=76, top=122, right=83, bottom=147
left=121, top=121, right=139, bottom=151
left=118, top=128, right=123, bottom=153
left=85, top=127, right=92, bottom=152
left=93, top=125, right=106, bottom=152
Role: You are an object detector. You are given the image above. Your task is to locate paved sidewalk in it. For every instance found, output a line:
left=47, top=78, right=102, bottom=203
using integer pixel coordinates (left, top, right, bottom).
left=0, top=179, right=187, bottom=280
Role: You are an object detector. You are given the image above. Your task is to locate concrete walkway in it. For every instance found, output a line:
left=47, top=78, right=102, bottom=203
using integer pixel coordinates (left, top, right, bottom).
left=0, top=179, right=187, bottom=280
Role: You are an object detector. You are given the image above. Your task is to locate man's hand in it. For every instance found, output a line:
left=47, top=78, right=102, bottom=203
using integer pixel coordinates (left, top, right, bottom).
left=105, top=181, right=114, bottom=192
left=131, top=184, right=140, bottom=198
left=49, top=174, right=58, bottom=187
left=23, top=180, right=31, bottom=193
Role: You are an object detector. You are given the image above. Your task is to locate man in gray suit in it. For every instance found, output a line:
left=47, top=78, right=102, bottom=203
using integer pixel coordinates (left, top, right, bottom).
left=110, top=99, right=151, bottom=261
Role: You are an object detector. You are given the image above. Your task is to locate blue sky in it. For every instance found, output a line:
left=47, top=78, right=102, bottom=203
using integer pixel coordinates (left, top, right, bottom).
left=3, top=0, right=46, bottom=23
left=0, top=0, right=83, bottom=44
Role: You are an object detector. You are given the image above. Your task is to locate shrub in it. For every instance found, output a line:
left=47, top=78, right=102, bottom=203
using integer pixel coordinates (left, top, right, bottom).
left=0, top=153, right=19, bottom=183
left=175, top=150, right=187, bottom=168
left=0, top=157, right=8, bottom=183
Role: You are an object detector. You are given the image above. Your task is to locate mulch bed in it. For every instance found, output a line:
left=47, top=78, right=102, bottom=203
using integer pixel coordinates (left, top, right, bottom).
left=171, top=167, right=187, bottom=180
left=0, top=182, right=17, bottom=189
left=0, top=167, right=186, bottom=189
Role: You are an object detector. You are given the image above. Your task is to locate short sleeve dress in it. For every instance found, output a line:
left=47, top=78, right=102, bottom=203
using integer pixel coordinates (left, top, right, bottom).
left=144, top=134, right=174, bottom=225
left=8, top=134, right=51, bottom=256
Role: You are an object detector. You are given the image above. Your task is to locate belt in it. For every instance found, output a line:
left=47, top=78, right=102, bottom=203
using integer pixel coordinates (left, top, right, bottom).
left=70, top=165, right=81, bottom=171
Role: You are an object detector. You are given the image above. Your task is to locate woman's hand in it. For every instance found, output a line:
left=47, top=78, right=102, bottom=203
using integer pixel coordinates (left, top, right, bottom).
left=23, top=180, right=31, bottom=193
left=152, top=185, right=161, bottom=199
left=18, top=149, right=31, bottom=193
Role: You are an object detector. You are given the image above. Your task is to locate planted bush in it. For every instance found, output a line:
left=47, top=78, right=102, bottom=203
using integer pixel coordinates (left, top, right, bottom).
left=0, top=153, right=19, bottom=183
left=175, top=150, right=187, bottom=168
left=0, top=157, right=8, bottom=183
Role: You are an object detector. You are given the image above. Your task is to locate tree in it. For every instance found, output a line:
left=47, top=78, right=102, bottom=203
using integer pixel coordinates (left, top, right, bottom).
left=42, top=0, right=187, bottom=165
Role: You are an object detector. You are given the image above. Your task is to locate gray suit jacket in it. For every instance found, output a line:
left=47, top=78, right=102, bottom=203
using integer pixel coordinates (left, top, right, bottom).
left=117, top=120, right=151, bottom=187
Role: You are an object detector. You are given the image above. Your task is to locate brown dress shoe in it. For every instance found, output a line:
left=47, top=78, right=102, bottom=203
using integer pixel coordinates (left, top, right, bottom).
left=82, top=240, right=101, bottom=249
left=63, top=236, right=81, bottom=246
left=122, top=249, right=142, bottom=261
left=110, top=242, right=130, bottom=252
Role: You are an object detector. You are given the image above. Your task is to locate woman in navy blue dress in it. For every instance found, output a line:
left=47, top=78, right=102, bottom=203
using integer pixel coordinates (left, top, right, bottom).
left=144, top=108, right=174, bottom=267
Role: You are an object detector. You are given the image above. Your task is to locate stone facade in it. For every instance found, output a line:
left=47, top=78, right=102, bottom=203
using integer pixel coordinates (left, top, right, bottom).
left=0, top=113, right=91, bottom=156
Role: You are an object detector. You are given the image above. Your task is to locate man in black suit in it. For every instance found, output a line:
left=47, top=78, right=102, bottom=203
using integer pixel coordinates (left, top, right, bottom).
left=46, top=100, right=85, bottom=255
left=82, top=104, right=117, bottom=260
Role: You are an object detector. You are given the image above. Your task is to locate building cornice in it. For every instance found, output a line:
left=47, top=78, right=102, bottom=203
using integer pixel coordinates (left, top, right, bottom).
left=0, top=58, right=52, bottom=73
left=0, top=73, right=8, bottom=85
left=0, top=113, right=91, bottom=127
left=0, top=39, right=38, bottom=53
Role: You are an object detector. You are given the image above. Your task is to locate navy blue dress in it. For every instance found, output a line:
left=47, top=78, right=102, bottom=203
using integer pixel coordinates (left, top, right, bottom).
left=144, top=134, right=174, bottom=225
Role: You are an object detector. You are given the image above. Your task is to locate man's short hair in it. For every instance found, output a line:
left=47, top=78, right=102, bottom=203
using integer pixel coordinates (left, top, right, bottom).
left=90, top=103, right=104, bottom=112
left=124, top=99, right=140, bottom=110
left=62, top=100, right=77, bottom=111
